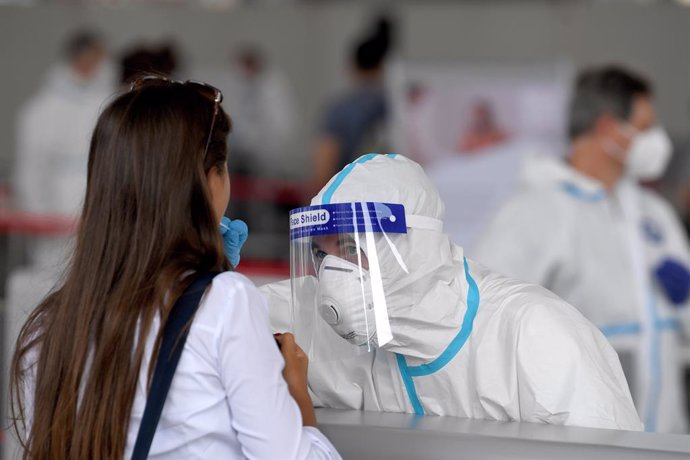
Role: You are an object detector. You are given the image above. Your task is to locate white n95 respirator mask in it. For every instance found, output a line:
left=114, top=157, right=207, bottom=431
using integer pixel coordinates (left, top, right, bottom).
left=626, top=126, right=672, bottom=181
left=316, top=255, right=376, bottom=347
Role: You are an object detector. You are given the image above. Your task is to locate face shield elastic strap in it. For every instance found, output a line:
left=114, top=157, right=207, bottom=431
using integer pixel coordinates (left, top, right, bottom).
left=406, top=214, right=444, bottom=233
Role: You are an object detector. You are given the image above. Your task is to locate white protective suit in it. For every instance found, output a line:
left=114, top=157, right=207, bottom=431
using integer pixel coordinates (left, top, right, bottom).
left=474, top=152, right=690, bottom=433
left=263, top=154, right=643, bottom=431
left=14, top=63, right=113, bottom=266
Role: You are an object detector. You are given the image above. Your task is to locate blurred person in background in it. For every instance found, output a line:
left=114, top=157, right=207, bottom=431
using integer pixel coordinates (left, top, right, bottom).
left=475, top=66, right=690, bottom=433
left=457, top=100, right=511, bottom=154
left=403, top=83, right=429, bottom=165
left=200, top=45, right=298, bottom=263
left=13, top=29, right=115, bottom=268
left=311, top=17, right=393, bottom=192
left=120, top=42, right=180, bottom=86
left=218, top=45, right=296, bottom=178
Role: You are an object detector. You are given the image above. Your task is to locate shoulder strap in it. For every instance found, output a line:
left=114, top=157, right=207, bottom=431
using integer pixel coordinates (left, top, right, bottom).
left=130, top=271, right=220, bottom=460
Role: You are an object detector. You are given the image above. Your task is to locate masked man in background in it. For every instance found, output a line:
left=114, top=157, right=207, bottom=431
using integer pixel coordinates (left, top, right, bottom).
left=475, top=66, right=690, bottom=433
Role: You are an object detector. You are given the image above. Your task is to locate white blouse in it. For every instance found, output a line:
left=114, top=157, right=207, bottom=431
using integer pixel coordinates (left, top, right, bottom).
left=124, top=272, right=340, bottom=459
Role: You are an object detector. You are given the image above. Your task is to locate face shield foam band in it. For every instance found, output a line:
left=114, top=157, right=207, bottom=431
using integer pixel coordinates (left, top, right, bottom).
left=289, top=203, right=443, bottom=241
left=290, top=202, right=409, bottom=241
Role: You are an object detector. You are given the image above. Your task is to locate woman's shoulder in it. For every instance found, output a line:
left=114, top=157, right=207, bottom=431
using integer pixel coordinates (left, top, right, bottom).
left=211, top=270, right=259, bottom=293
left=192, top=271, right=268, bottom=334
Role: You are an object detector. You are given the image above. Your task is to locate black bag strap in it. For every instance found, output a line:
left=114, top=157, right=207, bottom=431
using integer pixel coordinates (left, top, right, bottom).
left=131, top=271, right=219, bottom=460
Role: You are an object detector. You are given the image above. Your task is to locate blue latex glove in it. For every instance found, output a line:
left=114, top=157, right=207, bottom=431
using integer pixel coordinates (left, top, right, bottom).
left=220, top=217, right=248, bottom=268
left=654, top=258, right=690, bottom=306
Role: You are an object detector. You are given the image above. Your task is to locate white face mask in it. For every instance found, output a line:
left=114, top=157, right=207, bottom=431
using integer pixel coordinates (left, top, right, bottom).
left=625, top=126, right=672, bottom=180
left=317, top=255, right=376, bottom=347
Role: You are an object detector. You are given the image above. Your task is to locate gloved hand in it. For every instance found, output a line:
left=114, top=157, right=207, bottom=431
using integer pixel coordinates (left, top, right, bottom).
left=654, top=258, right=690, bottom=307
left=220, top=217, right=248, bottom=268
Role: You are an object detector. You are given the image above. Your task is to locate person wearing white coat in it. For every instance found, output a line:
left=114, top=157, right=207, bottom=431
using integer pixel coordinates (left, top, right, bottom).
left=262, top=153, right=643, bottom=431
left=13, top=31, right=114, bottom=267
left=206, top=46, right=296, bottom=177
left=475, top=66, right=690, bottom=433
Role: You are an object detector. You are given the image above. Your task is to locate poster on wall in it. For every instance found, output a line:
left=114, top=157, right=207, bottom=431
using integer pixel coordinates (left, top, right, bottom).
left=387, top=61, right=573, bottom=253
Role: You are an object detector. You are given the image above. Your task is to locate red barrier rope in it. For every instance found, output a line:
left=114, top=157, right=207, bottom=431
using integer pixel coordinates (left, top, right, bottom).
left=0, top=211, right=77, bottom=236
left=235, top=259, right=290, bottom=278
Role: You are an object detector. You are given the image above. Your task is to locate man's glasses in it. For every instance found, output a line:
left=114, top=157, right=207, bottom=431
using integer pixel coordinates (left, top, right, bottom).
left=130, top=75, right=223, bottom=160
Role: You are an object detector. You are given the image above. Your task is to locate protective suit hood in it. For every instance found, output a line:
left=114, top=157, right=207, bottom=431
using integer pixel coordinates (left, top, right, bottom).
left=310, top=154, right=468, bottom=361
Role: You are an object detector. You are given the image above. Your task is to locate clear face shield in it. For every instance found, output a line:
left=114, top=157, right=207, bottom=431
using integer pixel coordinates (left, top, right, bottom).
left=289, top=202, right=410, bottom=361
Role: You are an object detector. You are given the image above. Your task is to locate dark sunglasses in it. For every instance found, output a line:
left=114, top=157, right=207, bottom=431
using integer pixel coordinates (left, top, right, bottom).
left=130, top=75, right=223, bottom=160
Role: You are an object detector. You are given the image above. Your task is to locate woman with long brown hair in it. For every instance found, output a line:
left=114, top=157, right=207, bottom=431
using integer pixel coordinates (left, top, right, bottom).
left=10, top=77, right=341, bottom=459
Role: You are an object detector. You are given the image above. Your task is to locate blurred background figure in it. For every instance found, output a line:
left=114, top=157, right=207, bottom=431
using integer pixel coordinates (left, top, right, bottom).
left=5, top=31, right=114, bottom=458
left=390, top=60, right=570, bottom=253
left=199, top=44, right=299, bottom=262
left=120, top=41, right=180, bottom=86
left=402, top=82, right=430, bottom=164
left=474, top=66, right=690, bottom=433
left=457, top=100, right=511, bottom=154
left=218, top=45, right=296, bottom=178
left=311, top=15, right=393, bottom=192
left=13, top=29, right=114, bottom=268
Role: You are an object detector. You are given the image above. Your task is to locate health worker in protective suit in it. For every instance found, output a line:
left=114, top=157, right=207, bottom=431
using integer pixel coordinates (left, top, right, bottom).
left=14, top=30, right=114, bottom=267
left=474, top=66, right=690, bottom=433
left=262, top=153, right=643, bottom=431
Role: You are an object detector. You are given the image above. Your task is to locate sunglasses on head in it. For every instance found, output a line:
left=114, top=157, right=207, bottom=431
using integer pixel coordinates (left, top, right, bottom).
left=130, top=75, right=223, bottom=160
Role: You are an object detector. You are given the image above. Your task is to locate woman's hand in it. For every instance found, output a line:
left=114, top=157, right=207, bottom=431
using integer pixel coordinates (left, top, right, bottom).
left=275, top=333, right=317, bottom=426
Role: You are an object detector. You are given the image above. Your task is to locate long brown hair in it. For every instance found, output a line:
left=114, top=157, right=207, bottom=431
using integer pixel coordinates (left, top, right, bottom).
left=10, top=81, right=232, bottom=459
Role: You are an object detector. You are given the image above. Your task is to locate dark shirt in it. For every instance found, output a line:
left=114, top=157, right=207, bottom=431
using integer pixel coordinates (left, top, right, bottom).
left=321, top=82, right=387, bottom=168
